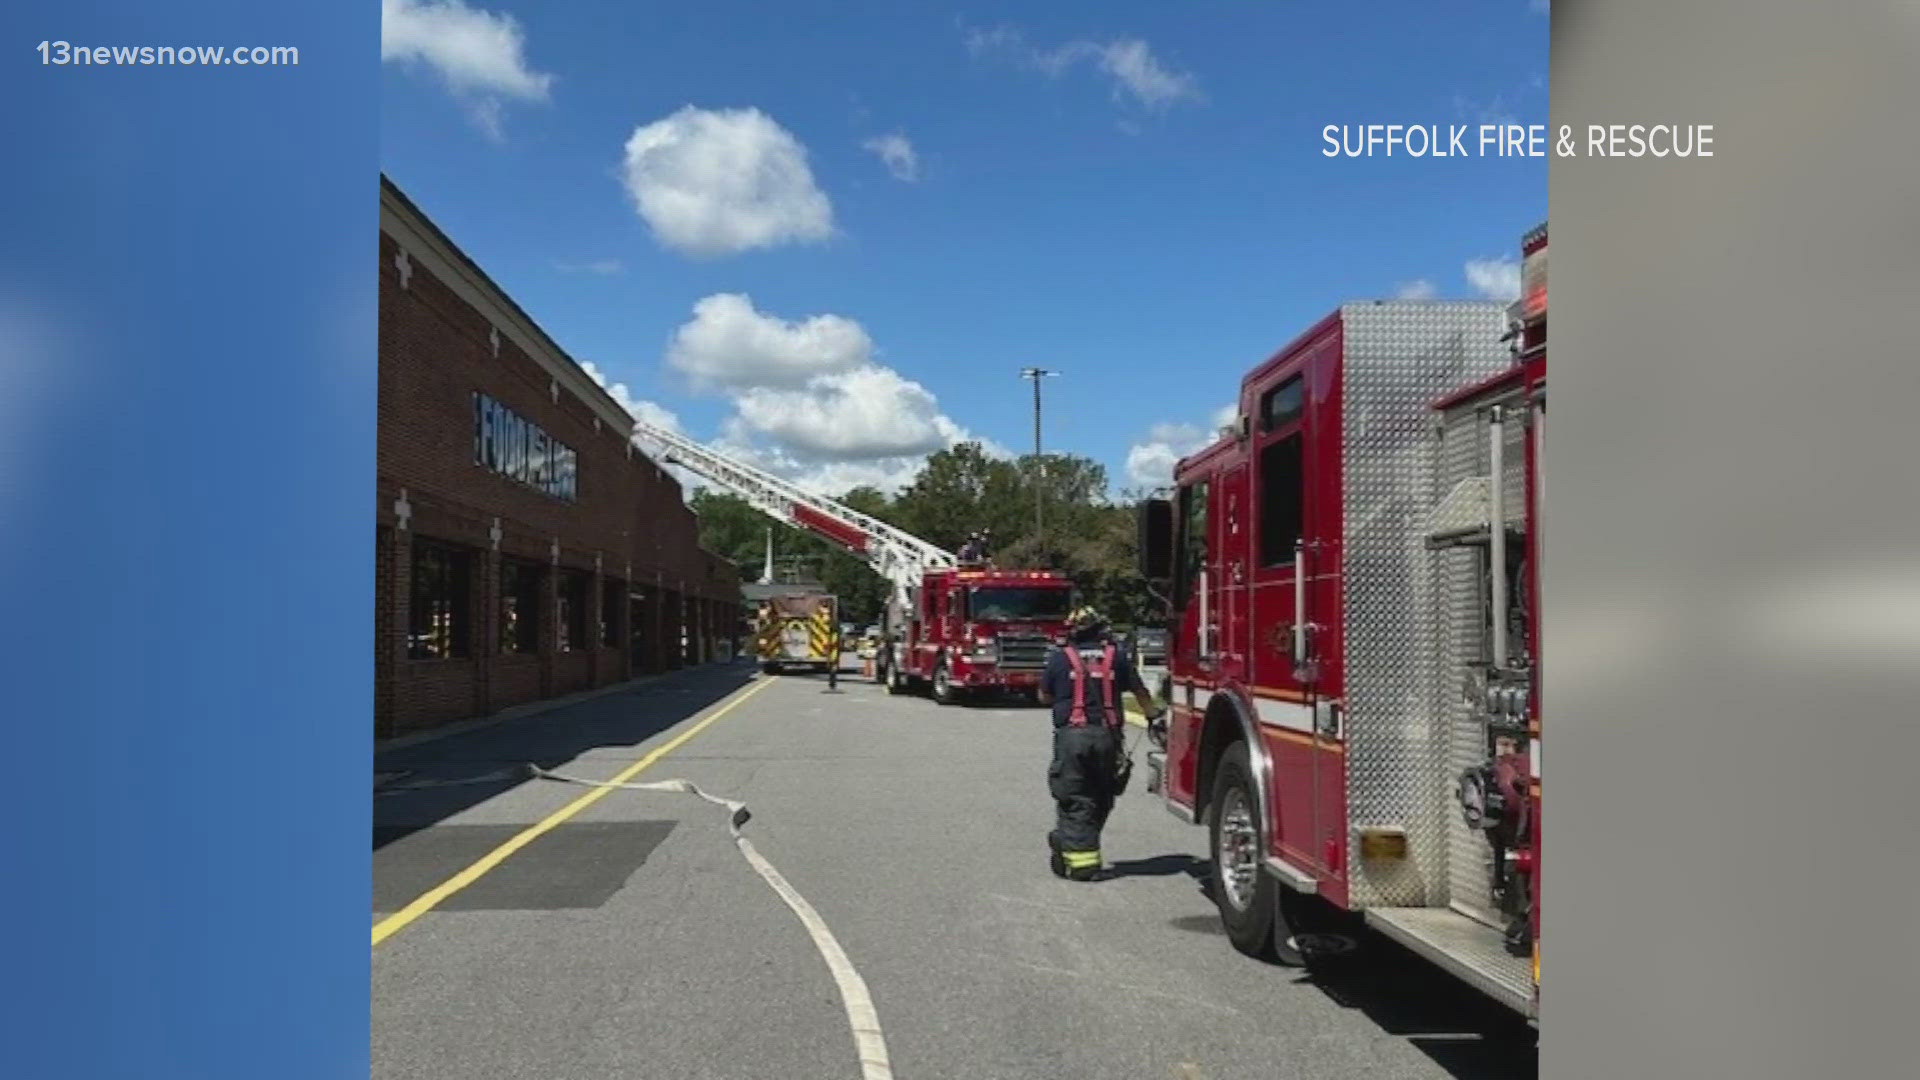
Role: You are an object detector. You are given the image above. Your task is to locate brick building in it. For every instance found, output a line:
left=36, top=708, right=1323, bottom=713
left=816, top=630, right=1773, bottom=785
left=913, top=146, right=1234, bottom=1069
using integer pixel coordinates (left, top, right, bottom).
left=377, top=175, right=741, bottom=740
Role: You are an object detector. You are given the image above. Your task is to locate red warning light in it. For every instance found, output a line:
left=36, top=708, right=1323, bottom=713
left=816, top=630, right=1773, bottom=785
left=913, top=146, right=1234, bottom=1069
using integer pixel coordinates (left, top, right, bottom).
left=1521, top=244, right=1547, bottom=321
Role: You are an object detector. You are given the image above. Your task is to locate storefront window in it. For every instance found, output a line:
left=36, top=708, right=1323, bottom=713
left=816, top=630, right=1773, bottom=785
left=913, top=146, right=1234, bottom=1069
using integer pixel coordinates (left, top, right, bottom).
left=557, top=570, right=589, bottom=652
left=600, top=579, right=622, bottom=647
left=408, top=539, right=471, bottom=660
left=500, top=557, right=543, bottom=654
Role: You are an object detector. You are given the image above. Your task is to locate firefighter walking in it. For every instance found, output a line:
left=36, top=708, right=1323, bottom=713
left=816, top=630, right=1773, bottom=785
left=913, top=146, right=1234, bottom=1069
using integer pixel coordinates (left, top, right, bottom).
left=1040, top=607, right=1165, bottom=881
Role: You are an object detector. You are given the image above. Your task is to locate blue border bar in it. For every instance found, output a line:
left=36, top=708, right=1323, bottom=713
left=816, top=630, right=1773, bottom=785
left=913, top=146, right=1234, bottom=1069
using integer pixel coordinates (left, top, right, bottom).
left=2, top=4, right=374, bottom=1076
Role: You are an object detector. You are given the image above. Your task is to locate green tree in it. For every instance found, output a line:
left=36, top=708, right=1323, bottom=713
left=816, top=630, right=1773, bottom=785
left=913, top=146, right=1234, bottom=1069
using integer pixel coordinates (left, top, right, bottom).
left=889, top=442, right=1022, bottom=550
left=685, top=445, right=1165, bottom=633
left=690, top=489, right=785, bottom=581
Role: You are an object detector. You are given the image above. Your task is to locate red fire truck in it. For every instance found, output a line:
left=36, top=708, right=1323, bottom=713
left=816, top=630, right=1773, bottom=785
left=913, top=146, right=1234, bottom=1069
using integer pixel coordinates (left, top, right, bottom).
left=1138, top=224, right=1546, bottom=1018
left=878, top=565, right=1075, bottom=704
left=630, top=420, right=1078, bottom=704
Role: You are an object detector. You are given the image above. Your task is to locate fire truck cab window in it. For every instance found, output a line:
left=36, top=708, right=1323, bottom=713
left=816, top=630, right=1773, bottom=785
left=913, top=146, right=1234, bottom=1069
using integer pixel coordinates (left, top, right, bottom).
left=1259, top=434, right=1304, bottom=566
left=1260, top=376, right=1304, bottom=432
left=967, top=587, right=1072, bottom=622
left=1174, top=479, right=1210, bottom=608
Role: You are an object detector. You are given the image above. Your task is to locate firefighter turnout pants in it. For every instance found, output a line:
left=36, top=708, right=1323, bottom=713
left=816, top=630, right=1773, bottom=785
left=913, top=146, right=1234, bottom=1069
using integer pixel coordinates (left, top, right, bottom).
left=1048, top=724, right=1123, bottom=879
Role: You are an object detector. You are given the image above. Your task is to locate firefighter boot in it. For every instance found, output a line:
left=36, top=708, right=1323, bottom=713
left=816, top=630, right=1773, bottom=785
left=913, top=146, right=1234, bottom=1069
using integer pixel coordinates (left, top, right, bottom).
left=1060, top=845, right=1104, bottom=882
left=1047, top=831, right=1067, bottom=879
left=1064, top=857, right=1103, bottom=882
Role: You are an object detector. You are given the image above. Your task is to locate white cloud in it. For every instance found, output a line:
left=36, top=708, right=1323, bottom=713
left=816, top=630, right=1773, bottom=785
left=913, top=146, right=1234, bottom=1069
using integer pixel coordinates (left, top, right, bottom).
left=709, top=421, right=929, bottom=497
left=1094, top=39, right=1202, bottom=110
left=1397, top=279, right=1439, bottom=300
left=862, top=133, right=921, bottom=181
left=621, top=106, right=834, bottom=258
left=966, top=26, right=1202, bottom=111
left=734, top=366, right=967, bottom=461
left=1465, top=257, right=1522, bottom=301
left=1124, top=410, right=1232, bottom=489
left=579, top=359, right=680, bottom=432
left=381, top=0, right=553, bottom=139
left=578, top=361, right=708, bottom=490
left=650, top=295, right=986, bottom=496
left=1124, top=442, right=1186, bottom=491
left=666, top=293, right=872, bottom=392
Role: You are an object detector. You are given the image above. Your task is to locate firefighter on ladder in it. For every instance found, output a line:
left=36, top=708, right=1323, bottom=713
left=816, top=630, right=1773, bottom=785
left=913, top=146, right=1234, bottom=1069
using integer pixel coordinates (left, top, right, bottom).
left=1039, top=607, right=1166, bottom=881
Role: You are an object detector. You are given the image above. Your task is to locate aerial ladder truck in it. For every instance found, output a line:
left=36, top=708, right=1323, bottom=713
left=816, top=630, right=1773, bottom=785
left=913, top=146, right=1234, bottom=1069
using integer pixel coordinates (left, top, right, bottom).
left=631, top=420, right=1079, bottom=705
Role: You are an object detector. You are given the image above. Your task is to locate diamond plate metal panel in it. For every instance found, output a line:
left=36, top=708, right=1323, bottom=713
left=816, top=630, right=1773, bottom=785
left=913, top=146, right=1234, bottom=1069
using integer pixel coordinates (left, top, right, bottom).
left=1339, top=301, right=1512, bottom=909
left=1429, top=376, right=1533, bottom=923
left=1436, top=408, right=1492, bottom=922
left=1437, top=406, right=1489, bottom=919
left=1367, top=906, right=1536, bottom=1016
left=1426, top=476, right=1491, bottom=540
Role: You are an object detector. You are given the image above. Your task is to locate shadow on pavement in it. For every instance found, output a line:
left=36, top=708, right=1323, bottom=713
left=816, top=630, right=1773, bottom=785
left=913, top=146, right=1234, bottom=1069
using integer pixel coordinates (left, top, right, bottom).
left=1141, top=851, right=1537, bottom=1078
left=1106, top=853, right=1208, bottom=881
left=1292, top=934, right=1539, bottom=1079
left=372, top=661, right=757, bottom=851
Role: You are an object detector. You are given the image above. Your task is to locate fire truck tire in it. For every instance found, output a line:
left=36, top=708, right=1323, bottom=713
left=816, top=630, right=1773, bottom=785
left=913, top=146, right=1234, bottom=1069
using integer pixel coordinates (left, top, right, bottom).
left=931, top=660, right=957, bottom=705
left=885, top=655, right=908, bottom=695
left=1209, top=742, right=1278, bottom=960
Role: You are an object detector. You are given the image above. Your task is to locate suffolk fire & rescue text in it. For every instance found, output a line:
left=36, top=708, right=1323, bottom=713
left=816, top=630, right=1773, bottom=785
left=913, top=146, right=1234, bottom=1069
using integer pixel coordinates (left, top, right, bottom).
left=1321, top=123, right=1546, bottom=158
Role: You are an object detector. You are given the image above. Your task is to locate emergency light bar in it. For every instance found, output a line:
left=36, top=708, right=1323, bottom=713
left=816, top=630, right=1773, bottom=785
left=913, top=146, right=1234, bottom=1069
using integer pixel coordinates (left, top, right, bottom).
left=1520, top=232, right=1547, bottom=322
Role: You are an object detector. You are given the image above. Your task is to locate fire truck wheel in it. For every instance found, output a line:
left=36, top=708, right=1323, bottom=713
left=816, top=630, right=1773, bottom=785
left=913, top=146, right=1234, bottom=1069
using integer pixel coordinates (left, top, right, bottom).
left=932, top=660, right=957, bottom=705
left=1209, top=742, right=1277, bottom=960
left=885, top=655, right=908, bottom=695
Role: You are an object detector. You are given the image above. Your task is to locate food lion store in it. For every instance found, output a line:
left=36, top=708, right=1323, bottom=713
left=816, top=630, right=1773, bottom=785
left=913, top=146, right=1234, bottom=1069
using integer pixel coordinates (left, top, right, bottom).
left=376, top=175, right=741, bottom=740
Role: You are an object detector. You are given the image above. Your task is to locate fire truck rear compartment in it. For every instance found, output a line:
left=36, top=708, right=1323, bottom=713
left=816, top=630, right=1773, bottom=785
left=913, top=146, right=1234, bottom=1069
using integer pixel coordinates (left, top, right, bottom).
left=1430, top=381, right=1534, bottom=935
left=1334, top=303, right=1535, bottom=1014
left=1336, top=302, right=1512, bottom=912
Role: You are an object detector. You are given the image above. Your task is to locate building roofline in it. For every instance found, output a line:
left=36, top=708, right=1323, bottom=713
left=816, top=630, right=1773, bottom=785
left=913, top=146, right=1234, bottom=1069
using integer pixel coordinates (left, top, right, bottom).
left=379, top=173, right=644, bottom=443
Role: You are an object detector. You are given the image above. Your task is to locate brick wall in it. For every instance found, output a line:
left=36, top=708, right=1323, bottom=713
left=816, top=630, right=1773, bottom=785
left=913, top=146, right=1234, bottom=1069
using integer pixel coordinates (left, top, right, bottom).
left=376, top=187, right=743, bottom=739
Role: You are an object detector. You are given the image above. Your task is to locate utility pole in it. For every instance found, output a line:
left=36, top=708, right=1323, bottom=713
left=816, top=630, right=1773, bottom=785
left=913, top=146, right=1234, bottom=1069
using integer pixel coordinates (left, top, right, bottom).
left=1019, top=368, right=1058, bottom=552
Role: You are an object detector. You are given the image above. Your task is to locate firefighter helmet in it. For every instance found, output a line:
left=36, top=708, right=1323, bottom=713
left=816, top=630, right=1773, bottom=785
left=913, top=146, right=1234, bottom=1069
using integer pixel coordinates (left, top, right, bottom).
left=1067, top=606, right=1108, bottom=638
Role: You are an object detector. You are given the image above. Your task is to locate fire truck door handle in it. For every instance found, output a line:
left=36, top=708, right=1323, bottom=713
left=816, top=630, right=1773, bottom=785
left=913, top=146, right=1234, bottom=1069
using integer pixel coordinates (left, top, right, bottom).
left=1292, top=539, right=1309, bottom=668
left=1198, top=567, right=1214, bottom=663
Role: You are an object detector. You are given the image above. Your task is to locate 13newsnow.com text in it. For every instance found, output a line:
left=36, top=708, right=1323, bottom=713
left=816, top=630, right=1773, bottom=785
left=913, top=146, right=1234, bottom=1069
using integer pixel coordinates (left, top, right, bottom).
left=36, top=41, right=300, bottom=67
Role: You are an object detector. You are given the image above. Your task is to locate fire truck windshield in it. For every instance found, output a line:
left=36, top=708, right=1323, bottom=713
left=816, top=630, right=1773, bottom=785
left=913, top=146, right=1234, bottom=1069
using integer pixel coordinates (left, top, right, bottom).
left=965, top=587, right=1072, bottom=622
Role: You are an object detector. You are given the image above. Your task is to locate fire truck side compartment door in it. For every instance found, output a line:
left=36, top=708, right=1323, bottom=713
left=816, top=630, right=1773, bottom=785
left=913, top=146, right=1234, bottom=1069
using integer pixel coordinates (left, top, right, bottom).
left=1214, top=463, right=1248, bottom=676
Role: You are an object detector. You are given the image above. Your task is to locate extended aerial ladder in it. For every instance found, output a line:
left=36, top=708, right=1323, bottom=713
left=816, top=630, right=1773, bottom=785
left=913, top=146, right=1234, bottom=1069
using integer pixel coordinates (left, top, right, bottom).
left=629, top=419, right=957, bottom=618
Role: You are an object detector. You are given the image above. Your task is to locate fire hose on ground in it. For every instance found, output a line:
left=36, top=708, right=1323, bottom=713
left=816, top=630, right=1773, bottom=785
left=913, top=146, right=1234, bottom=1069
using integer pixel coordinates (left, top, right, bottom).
left=377, top=763, right=894, bottom=1080
left=527, top=764, right=894, bottom=1080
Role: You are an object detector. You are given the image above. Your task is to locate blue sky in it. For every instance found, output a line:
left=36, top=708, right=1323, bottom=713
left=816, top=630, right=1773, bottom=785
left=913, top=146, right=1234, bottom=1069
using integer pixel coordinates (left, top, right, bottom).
left=381, top=0, right=1548, bottom=496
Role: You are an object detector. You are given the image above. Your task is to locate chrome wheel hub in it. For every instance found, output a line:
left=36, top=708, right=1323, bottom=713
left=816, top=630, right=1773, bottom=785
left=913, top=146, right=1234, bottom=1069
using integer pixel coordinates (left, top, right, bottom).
left=1217, top=788, right=1259, bottom=911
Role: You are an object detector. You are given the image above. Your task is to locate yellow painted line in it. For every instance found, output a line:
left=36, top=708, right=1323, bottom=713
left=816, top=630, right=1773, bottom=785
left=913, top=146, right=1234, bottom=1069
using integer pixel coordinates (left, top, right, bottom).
left=371, top=675, right=777, bottom=948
